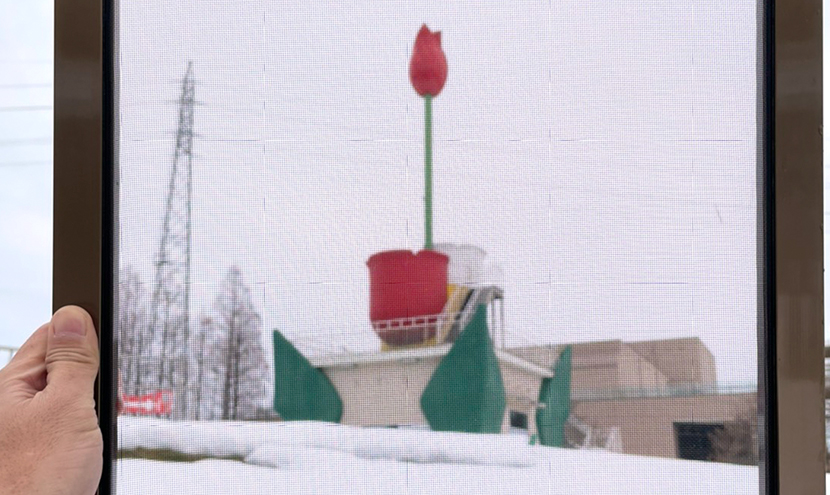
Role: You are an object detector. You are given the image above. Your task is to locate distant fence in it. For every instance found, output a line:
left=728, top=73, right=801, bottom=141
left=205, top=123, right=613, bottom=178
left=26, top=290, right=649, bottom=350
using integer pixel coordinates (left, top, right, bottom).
left=0, top=345, right=18, bottom=369
left=573, top=382, right=758, bottom=402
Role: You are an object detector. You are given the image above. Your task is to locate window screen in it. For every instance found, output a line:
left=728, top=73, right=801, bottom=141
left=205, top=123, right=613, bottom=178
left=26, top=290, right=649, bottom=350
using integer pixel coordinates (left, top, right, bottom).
left=115, top=2, right=762, bottom=493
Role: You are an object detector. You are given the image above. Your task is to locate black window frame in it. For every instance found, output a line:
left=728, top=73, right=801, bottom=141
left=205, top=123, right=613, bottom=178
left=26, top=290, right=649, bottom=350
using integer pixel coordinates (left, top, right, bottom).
left=53, top=1, right=824, bottom=493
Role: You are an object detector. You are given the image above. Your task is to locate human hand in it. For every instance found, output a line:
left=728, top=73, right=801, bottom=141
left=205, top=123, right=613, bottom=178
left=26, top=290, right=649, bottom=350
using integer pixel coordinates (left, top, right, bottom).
left=0, top=306, right=103, bottom=495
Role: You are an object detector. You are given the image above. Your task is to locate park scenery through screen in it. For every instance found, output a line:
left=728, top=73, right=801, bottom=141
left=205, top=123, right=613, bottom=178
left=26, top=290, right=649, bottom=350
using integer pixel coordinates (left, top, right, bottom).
left=115, top=2, right=761, bottom=494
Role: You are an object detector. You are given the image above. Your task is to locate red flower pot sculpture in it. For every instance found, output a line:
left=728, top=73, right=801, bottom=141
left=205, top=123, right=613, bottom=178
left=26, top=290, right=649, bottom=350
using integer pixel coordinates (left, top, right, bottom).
left=368, top=250, right=449, bottom=346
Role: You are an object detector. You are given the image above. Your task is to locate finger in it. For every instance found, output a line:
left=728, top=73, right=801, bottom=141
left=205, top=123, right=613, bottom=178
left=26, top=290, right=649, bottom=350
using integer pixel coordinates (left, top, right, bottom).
left=44, top=305, right=100, bottom=402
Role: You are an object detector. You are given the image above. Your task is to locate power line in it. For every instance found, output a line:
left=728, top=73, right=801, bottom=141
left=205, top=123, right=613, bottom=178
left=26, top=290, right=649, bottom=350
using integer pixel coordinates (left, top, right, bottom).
left=0, top=137, right=52, bottom=146
left=0, top=105, right=52, bottom=112
left=0, top=83, right=52, bottom=89
left=0, top=59, right=53, bottom=64
left=0, top=160, right=51, bottom=168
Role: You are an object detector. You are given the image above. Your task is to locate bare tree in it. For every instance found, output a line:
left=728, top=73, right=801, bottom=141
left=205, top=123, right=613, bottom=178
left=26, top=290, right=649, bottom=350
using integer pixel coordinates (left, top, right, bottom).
left=117, top=268, right=151, bottom=397
left=189, top=311, right=244, bottom=420
left=193, top=316, right=208, bottom=420
left=709, top=406, right=759, bottom=465
left=193, top=314, right=226, bottom=420
left=122, top=266, right=270, bottom=421
left=211, top=267, right=270, bottom=421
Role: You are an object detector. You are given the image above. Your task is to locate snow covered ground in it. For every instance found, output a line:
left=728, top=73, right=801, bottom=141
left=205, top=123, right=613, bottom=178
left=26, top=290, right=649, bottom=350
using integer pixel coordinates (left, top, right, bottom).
left=117, top=417, right=759, bottom=495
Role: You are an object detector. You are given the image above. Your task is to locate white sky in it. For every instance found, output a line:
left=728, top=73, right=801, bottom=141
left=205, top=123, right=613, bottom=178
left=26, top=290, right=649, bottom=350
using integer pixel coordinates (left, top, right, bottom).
left=0, top=0, right=53, bottom=352
left=1, top=1, right=826, bottom=389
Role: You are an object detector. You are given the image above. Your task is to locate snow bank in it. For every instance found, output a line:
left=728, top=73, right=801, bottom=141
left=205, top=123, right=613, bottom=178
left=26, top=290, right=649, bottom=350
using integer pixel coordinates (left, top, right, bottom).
left=118, top=417, right=760, bottom=495
left=120, top=416, right=537, bottom=467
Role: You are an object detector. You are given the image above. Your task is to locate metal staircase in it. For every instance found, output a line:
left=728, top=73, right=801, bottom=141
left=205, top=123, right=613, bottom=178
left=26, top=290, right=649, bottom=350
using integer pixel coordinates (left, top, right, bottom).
left=564, top=414, right=623, bottom=452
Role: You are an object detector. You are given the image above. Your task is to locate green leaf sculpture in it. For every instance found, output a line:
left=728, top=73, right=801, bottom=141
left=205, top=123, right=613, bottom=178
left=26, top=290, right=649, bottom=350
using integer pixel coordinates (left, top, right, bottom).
left=272, top=330, right=343, bottom=423
left=420, top=305, right=506, bottom=433
left=535, top=345, right=573, bottom=447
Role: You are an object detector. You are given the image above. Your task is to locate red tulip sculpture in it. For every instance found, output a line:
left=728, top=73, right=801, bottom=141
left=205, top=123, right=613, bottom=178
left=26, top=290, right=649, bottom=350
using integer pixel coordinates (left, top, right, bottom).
left=409, top=24, right=447, bottom=250
left=366, top=25, right=450, bottom=347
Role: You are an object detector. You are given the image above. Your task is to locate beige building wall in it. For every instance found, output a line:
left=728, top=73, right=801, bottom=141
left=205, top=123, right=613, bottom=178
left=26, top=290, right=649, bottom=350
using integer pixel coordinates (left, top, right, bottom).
left=571, top=341, right=623, bottom=391
left=319, top=337, right=752, bottom=460
left=322, top=357, right=440, bottom=427
left=573, top=392, right=757, bottom=458
left=512, top=337, right=716, bottom=391
left=616, top=345, right=668, bottom=390
left=511, top=340, right=671, bottom=392
left=628, top=338, right=717, bottom=386
left=323, top=354, right=546, bottom=434
left=510, top=341, right=622, bottom=391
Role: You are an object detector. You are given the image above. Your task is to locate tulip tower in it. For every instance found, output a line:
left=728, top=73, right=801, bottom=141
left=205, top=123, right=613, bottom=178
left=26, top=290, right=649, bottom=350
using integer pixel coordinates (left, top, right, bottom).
left=272, top=26, right=572, bottom=445
left=366, top=25, right=450, bottom=348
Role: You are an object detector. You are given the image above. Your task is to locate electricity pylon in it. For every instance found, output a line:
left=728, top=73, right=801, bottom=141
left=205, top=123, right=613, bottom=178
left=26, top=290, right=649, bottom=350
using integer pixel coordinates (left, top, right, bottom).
left=146, top=62, right=196, bottom=419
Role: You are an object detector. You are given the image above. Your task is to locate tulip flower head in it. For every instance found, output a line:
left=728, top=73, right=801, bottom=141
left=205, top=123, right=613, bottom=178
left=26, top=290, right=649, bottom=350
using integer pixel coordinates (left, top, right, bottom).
left=409, top=25, right=448, bottom=97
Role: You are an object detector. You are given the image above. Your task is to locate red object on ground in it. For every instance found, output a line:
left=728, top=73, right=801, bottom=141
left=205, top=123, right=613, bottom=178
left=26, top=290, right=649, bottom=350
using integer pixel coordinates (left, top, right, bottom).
left=367, top=249, right=449, bottom=346
left=409, top=25, right=448, bottom=97
left=120, top=390, right=174, bottom=417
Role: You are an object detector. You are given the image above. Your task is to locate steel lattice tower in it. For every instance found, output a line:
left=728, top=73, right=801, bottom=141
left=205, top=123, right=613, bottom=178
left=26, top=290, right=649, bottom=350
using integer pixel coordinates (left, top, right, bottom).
left=147, top=62, right=195, bottom=419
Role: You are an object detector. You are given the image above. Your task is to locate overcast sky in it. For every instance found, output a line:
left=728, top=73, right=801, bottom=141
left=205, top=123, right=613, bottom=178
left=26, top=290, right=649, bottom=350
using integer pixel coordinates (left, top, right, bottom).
left=1, top=1, right=827, bottom=388
left=0, top=0, right=53, bottom=355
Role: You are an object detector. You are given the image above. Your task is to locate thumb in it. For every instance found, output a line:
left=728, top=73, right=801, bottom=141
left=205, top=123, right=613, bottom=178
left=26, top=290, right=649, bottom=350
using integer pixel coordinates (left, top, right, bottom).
left=45, top=306, right=99, bottom=402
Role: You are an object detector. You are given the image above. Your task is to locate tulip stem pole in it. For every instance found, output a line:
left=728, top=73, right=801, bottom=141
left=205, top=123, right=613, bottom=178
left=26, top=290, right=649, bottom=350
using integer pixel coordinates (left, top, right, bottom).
left=424, top=94, right=433, bottom=250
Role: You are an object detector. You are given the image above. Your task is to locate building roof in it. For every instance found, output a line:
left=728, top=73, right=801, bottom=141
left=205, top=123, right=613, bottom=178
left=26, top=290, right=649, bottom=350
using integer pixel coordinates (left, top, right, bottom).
left=311, top=344, right=553, bottom=378
left=509, top=337, right=717, bottom=390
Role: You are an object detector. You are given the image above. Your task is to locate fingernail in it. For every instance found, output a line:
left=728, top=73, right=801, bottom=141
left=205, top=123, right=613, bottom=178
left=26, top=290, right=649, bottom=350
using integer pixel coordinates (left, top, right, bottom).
left=54, top=310, right=87, bottom=337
